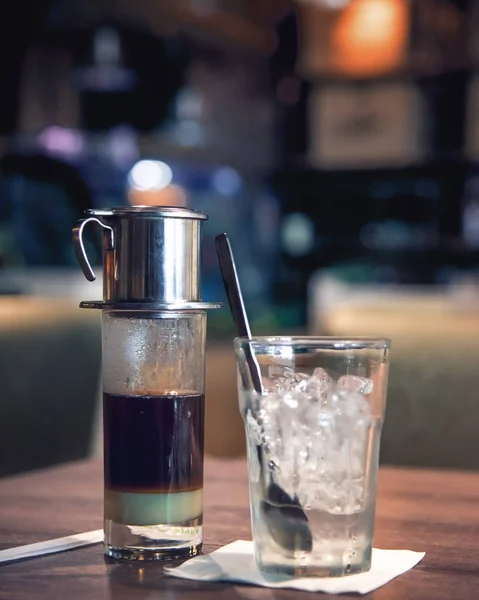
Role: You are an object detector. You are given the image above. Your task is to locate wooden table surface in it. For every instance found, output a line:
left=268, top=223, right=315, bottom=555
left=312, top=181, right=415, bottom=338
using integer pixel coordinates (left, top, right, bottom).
left=1, top=459, right=479, bottom=600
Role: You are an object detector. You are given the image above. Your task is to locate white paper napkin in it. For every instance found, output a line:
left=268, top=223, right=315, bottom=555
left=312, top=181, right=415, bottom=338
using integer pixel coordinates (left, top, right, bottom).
left=165, top=540, right=425, bottom=595
left=0, top=529, right=103, bottom=564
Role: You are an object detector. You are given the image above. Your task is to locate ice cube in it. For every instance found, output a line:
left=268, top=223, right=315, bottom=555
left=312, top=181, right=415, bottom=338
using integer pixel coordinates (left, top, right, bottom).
left=268, top=365, right=295, bottom=379
left=296, top=367, right=334, bottom=398
left=293, top=372, right=310, bottom=382
left=276, top=370, right=309, bottom=393
left=245, top=409, right=262, bottom=445
left=302, top=396, right=333, bottom=431
left=282, top=392, right=300, bottom=409
left=312, top=367, right=335, bottom=390
left=337, top=375, right=373, bottom=394
left=294, top=382, right=374, bottom=511
left=245, top=411, right=261, bottom=483
left=322, top=385, right=342, bottom=410
left=333, top=389, right=371, bottom=421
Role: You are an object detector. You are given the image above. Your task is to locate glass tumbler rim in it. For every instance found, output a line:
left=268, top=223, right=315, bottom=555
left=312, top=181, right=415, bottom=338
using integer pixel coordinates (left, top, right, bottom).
left=233, top=336, right=391, bottom=350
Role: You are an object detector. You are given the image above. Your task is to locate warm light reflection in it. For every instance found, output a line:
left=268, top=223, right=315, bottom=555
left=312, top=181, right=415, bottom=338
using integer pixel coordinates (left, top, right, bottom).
left=128, top=184, right=188, bottom=207
left=333, top=0, right=408, bottom=76
left=128, top=160, right=173, bottom=191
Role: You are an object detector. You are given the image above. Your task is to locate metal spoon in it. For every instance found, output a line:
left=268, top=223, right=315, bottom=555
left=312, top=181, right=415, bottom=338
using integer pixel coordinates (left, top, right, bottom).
left=215, top=233, right=312, bottom=554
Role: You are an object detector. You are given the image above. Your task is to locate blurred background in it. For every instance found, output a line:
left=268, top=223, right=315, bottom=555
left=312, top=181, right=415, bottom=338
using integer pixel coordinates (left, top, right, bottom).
left=2, top=0, right=479, bottom=475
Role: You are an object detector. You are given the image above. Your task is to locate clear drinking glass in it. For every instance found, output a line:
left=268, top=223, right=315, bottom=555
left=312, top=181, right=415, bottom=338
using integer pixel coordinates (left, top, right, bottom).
left=234, top=336, right=390, bottom=578
left=102, top=310, right=206, bottom=560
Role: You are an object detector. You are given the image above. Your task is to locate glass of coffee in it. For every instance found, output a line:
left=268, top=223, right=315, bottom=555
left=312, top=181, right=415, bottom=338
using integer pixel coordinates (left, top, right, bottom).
left=102, top=310, right=206, bottom=561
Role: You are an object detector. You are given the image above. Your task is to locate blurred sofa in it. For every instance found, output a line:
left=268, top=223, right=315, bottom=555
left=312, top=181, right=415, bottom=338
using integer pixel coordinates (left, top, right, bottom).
left=0, top=296, right=101, bottom=477
left=310, top=273, right=479, bottom=470
left=205, top=342, right=245, bottom=457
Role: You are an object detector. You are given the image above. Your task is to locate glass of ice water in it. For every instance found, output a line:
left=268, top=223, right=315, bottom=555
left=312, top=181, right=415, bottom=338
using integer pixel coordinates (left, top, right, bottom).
left=234, top=336, right=390, bottom=578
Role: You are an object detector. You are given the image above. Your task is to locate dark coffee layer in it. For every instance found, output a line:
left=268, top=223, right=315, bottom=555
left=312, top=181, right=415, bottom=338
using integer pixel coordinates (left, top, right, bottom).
left=103, top=392, right=204, bottom=493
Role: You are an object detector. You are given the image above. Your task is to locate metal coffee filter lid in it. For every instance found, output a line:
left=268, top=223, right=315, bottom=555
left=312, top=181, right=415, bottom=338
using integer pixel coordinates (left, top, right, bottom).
left=85, top=206, right=208, bottom=219
left=73, top=206, right=220, bottom=309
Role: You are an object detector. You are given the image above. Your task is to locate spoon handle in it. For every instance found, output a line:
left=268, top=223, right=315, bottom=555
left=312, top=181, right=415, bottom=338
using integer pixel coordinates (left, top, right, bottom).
left=215, top=233, right=263, bottom=395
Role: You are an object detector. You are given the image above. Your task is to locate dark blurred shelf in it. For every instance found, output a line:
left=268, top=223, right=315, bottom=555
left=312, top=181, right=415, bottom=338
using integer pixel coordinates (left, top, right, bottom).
left=4, top=131, right=275, bottom=173
left=300, top=60, right=479, bottom=85
left=51, top=0, right=292, bottom=54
